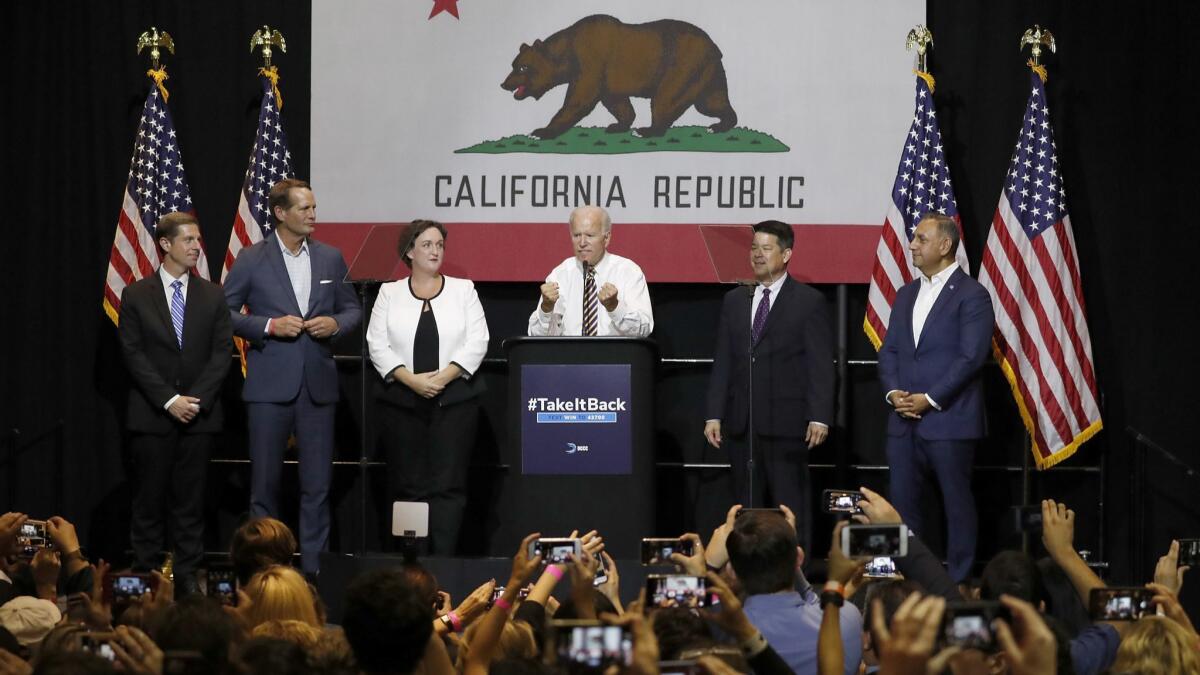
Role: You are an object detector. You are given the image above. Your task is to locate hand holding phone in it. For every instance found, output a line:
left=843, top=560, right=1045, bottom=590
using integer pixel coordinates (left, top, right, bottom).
left=1089, top=587, right=1153, bottom=621
left=645, top=575, right=719, bottom=609
left=641, top=538, right=695, bottom=566
left=841, top=524, right=908, bottom=559
left=822, top=490, right=865, bottom=515
left=941, top=601, right=1009, bottom=651
left=551, top=620, right=633, bottom=671
left=529, top=538, right=583, bottom=565
left=206, top=568, right=238, bottom=607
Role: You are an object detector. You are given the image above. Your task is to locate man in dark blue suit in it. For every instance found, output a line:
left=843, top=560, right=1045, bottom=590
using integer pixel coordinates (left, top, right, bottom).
left=705, top=220, right=835, bottom=552
left=878, top=212, right=994, bottom=583
left=224, top=179, right=362, bottom=575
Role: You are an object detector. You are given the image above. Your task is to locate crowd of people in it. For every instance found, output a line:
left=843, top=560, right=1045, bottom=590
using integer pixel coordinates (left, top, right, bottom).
left=1, top=489, right=1195, bottom=674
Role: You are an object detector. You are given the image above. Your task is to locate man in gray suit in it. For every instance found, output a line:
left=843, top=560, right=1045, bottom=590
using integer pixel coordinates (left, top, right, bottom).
left=224, top=179, right=362, bottom=575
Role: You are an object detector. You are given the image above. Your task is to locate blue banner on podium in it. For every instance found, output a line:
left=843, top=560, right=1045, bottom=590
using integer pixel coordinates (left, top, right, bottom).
left=520, top=364, right=632, bottom=475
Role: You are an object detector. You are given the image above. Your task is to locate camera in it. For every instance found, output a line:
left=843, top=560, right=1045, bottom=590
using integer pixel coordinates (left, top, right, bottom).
left=551, top=620, right=633, bottom=672
left=206, top=568, right=238, bottom=607
left=528, top=538, right=583, bottom=564
left=16, top=520, right=49, bottom=559
left=941, top=601, right=1009, bottom=651
left=1089, top=587, right=1153, bottom=621
left=78, top=632, right=117, bottom=662
left=822, top=490, right=864, bottom=515
left=490, top=586, right=531, bottom=606
left=840, top=524, right=908, bottom=558
left=645, top=574, right=718, bottom=609
left=1012, top=505, right=1043, bottom=532
left=641, top=538, right=694, bottom=566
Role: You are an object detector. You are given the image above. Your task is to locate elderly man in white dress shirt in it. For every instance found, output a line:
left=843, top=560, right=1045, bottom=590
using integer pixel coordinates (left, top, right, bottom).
left=527, top=206, right=654, bottom=337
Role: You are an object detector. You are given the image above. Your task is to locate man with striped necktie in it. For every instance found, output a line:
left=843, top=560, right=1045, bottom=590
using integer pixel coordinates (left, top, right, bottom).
left=527, top=205, right=654, bottom=337
left=118, top=211, right=233, bottom=596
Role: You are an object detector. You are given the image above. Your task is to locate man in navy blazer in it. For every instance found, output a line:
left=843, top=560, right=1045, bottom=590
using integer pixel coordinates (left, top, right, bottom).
left=878, top=212, right=995, bottom=582
left=705, top=220, right=835, bottom=552
left=224, top=179, right=362, bottom=575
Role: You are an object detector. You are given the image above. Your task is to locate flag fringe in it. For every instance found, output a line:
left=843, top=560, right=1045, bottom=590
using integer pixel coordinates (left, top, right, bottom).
left=146, top=66, right=171, bottom=102
left=863, top=316, right=883, bottom=352
left=992, top=340, right=1102, bottom=470
left=103, top=297, right=120, bottom=326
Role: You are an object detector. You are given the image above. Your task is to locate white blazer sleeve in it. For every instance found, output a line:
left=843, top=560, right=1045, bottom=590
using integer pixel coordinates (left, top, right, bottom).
left=448, top=280, right=489, bottom=377
left=366, top=284, right=406, bottom=380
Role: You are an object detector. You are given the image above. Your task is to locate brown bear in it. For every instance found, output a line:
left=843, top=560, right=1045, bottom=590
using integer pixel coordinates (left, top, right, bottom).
left=500, top=14, right=737, bottom=140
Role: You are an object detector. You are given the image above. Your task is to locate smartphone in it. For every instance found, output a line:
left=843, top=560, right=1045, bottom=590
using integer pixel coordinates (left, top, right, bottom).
left=641, top=538, right=695, bottom=566
left=822, top=490, right=864, bottom=515
left=1089, top=587, right=1153, bottom=621
left=735, top=507, right=785, bottom=519
left=551, top=620, right=633, bottom=671
left=105, top=572, right=155, bottom=605
left=1012, top=505, right=1043, bottom=532
left=529, top=538, right=583, bottom=564
left=490, top=586, right=531, bottom=606
left=593, top=552, right=609, bottom=587
left=863, top=556, right=898, bottom=578
left=206, top=568, right=238, bottom=607
left=1178, top=539, right=1200, bottom=568
left=17, top=520, right=48, bottom=559
left=841, top=524, right=908, bottom=558
left=941, top=601, right=1009, bottom=651
left=78, top=632, right=118, bottom=662
left=645, top=574, right=718, bottom=608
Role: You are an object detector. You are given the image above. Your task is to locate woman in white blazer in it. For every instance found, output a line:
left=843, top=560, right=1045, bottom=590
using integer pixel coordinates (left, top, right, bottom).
left=366, top=220, right=489, bottom=554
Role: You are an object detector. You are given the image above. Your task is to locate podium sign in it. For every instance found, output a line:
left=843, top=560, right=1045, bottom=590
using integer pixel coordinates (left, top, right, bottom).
left=520, top=364, right=632, bottom=475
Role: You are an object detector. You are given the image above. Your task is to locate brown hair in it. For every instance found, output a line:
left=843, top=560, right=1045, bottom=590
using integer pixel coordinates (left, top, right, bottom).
left=230, top=517, right=297, bottom=585
left=268, top=179, right=311, bottom=226
left=398, top=219, right=448, bottom=268
left=1110, top=616, right=1200, bottom=674
left=156, top=211, right=200, bottom=244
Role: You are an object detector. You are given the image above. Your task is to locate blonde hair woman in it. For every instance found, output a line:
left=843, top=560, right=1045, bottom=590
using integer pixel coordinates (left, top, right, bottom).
left=1110, top=616, right=1200, bottom=675
left=241, top=565, right=320, bottom=628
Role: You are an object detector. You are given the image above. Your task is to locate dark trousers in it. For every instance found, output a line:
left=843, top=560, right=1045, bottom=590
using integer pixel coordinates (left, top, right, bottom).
left=129, top=430, right=212, bottom=582
left=380, top=399, right=479, bottom=555
left=727, top=433, right=812, bottom=554
left=246, top=378, right=334, bottom=574
left=885, top=429, right=977, bottom=582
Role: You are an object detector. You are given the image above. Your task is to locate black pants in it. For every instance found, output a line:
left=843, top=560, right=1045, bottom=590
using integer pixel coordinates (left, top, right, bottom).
left=380, top=399, right=479, bottom=555
left=129, top=430, right=212, bottom=581
left=726, top=433, right=812, bottom=554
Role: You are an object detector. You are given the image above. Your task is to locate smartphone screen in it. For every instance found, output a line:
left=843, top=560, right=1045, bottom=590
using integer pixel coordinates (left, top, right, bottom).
left=1089, top=587, right=1153, bottom=621
left=841, top=524, right=908, bottom=558
left=17, top=520, right=48, bottom=559
left=641, top=538, right=694, bottom=566
left=1178, top=539, right=1200, bottom=568
left=531, top=538, right=582, bottom=564
left=106, top=573, right=154, bottom=605
left=206, top=568, right=238, bottom=607
left=645, top=575, right=718, bottom=608
left=79, top=633, right=118, bottom=662
left=823, top=490, right=864, bottom=514
left=941, top=601, right=1007, bottom=651
left=863, top=556, right=897, bottom=578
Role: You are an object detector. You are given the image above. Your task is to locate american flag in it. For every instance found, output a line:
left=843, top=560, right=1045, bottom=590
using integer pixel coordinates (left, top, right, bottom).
left=864, top=73, right=970, bottom=350
left=103, top=74, right=210, bottom=325
left=978, top=71, right=1102, bottom=468
left=222, top=69, right=293, bottom=281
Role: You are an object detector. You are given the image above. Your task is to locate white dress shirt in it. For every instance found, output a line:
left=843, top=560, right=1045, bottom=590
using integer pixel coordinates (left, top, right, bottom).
left=885, top=262, right=959, bottom=411
left=277, top=235, right=312, bottom=315
left=527, top=252, right=654, bottom=337
left=159, top=265, right=189, bottom=410
left=367, top=275, right=489, bottom=381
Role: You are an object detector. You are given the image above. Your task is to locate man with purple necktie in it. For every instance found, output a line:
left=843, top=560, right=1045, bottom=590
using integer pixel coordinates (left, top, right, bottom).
left=704, top=220, right=835, bottom=552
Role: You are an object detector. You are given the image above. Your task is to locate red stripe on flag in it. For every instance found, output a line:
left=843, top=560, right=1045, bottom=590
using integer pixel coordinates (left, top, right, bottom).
left=991, top=330, right=1055, bottom=458
left=1028, top=226, right=1093, bottom=430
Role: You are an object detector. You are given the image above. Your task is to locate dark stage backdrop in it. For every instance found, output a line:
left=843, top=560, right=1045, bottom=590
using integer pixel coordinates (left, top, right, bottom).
left=3, top=0, right=1198, bottom=610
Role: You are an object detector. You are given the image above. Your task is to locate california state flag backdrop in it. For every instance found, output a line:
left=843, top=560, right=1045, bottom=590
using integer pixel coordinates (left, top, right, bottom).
left=310, top=0, right=923, bottom=283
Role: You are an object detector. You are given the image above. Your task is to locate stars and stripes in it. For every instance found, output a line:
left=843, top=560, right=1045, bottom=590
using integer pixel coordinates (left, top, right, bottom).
left=103, top=76, right=209, bottom=325
left=864, top=73, right=969, bottom=350
left=222, top=70, right=294, bottom=282
left=978, top=71, right=1102, bottom=468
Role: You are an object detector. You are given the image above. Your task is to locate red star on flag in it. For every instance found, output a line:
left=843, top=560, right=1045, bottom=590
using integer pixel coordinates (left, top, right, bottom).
left=429, top=0, right=460, bottom=20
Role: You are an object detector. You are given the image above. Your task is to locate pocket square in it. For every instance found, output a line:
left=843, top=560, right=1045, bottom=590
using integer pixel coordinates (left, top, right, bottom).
left=319, top=279, right=333, bottom=284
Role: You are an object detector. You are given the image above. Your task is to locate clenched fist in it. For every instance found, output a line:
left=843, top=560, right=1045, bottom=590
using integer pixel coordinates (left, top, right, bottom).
left=540, top=282, right=560, bottom=312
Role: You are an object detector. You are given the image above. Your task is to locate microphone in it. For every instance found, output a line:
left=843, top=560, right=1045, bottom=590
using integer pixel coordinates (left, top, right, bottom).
left=733, top=278, right=759, bottom=287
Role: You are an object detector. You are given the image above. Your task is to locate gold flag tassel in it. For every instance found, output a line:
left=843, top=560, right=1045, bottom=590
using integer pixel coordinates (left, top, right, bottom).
left=914, top=70, right=936, bottom=94
left=1027, top=60, right=1048, bottom=83
left=259, top=66, right=284, bottom=109
left=146, top=66, right=171, bottom=102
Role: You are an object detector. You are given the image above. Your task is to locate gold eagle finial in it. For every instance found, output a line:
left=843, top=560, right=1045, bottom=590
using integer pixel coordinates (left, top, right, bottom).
left=136, top=27, right=175, bottom=69
left=250, top=26, right=287, bottom=68
left=905, top=25, right=934, bottom=72
left=1019, top=25, right=1056, bottom=66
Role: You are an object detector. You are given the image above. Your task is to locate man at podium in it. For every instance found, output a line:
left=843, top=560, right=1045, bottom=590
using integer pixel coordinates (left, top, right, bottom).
left=527, top=206, right=654, bottom=337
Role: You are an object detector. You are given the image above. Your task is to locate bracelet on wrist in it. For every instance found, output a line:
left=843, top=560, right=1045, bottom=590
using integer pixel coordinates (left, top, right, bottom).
left=545, top=565, right=565, bottom=582
left=822, top=580, right=845, bottom=597
left=446, top=610, right=463, bottom=632
left=819, top=591, right=844, bottom=608
left=493, top=596, right=513, bottom=612
left=739, top=631, right=769, bottom=657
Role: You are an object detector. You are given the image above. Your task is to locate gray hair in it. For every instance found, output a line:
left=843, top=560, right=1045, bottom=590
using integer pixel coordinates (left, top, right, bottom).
left=919, top=212, right=959, bottom=256
left=568, top=205, right=612, bottom=234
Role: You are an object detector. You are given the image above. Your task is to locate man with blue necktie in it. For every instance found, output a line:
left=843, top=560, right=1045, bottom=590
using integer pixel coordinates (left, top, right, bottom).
left=878, top=211, right=995, bottom=583
left=119, top=212, right=232, bottom=594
